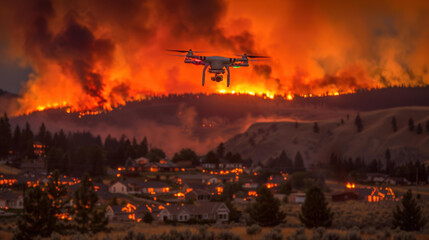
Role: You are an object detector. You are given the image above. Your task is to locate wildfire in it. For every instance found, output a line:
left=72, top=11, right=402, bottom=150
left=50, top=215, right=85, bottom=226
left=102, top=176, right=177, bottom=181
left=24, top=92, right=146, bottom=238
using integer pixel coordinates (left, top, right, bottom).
left=346, top=182, right=356, bottom=189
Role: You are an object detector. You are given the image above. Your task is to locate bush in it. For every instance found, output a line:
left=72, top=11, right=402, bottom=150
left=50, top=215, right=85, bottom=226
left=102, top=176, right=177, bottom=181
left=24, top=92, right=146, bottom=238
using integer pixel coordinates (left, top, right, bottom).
left=287, top=228, right=307, bottom=240
left=216, top=231, right=241, bottom=240
left=246, top=224, right=262, bottom=236
left=263, top=227, right=283, bottom=240
left=321, top=232, right=342, bottom=240
left=393, top=232, right=416, bottom=240
left=312, top=227, right=326, bottom=240
left=344, top=230, right=361, bottom=240
left=69, top=233, right=89, bottom=240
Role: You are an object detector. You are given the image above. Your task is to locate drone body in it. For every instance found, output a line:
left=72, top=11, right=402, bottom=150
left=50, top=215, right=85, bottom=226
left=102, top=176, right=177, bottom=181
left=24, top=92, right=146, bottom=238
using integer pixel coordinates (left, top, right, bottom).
left=168, top=49, right=268, bottom=87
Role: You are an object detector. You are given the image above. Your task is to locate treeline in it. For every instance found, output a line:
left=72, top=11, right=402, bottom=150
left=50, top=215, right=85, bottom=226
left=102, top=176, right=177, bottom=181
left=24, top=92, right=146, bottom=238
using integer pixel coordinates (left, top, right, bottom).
left=0, top=113, right=158, bottom=176
left=266, top=150, right=306, bottom=173
left=325, top=151, right=429, bottom=184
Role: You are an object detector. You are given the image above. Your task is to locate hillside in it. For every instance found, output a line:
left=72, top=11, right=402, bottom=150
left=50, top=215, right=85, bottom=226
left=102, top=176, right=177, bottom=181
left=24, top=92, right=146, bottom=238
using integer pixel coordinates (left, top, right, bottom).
left=224, top=106, right=429, bottom=166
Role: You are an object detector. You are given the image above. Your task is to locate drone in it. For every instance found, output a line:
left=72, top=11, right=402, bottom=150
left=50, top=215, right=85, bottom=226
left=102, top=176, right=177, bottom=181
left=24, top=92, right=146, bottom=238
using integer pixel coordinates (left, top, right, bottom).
left=167, top=49, right=269, bottom=87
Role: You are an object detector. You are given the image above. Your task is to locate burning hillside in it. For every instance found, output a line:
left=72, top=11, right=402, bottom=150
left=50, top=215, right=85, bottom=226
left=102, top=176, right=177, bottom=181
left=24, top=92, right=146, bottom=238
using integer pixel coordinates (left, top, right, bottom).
left=1, top=0, right=429, bottom=116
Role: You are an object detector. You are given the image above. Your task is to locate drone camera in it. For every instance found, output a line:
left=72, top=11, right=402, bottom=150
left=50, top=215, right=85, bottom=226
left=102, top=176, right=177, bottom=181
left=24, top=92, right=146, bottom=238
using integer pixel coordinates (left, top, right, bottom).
left=211, top=75, right=223, bottom=82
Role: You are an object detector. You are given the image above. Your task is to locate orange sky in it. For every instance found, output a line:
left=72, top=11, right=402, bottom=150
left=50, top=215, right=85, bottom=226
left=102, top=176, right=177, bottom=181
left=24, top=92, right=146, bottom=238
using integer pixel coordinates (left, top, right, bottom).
left=0, top=0, right=428, bottom=115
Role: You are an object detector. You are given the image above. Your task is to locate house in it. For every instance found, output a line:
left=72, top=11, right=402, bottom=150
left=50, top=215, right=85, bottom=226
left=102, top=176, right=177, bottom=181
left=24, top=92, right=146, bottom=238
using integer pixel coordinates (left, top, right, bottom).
left=108, top=180, right=171, bottom=194
left=201, top=162, right=217, bottom=169
left=288, top=192, right=306, bottom=204
left=142, top=160, right=179, bottom=172
left=109, top=181, right=128, bottom=194
left=332, top=192, right=358, bottom=202
left=185, top=189, right=211, bottom=202
left=218, top=159, right=243, bottom=169
left=106, top=203, right=152, bottom=221
left=159, top=202, right=230, bottom=223
left=0, top=192, right=24, bottom=209
left=20, top=159, right=47, bottom=175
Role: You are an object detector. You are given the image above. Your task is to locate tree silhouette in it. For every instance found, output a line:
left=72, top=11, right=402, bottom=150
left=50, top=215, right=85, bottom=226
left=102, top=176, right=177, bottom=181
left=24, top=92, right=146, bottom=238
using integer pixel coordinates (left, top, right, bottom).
left=248, top=186, right=286, bottom=227
left=313, top=122, right=319, bottom=133
left=216, top=142, right=225, bottom=158
left=71, top=174, right=108, bottom=233
left=294, top=151, right=306, bottom=172
left=416, top=123, right=423, bottom=134
left=408, top=118, right=415, bottom=131
left=0, top=113, right=12, bottom=159
left=355, top=113, right=363, bottom=132
left=299, top=186, right=333, bottom=228
left=172, top=148, right=198, bottom=165
left=392, top=190, right=426, bottom=231
left=147, top=147, right=166, bottom=162
left=14, top=185, right=56, bottom=239
left=391, top=116, right=398, bottom=132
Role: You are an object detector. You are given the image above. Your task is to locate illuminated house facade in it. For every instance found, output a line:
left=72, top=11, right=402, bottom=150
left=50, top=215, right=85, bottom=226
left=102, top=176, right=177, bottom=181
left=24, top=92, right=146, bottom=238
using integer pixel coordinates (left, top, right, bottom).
left=106, top=204, right=153, bottom=222
left=0, top=192, right=23, bottom=209
left=109, top=180, right=171, bottom=194
left=159, top=202, right=230, bottom=223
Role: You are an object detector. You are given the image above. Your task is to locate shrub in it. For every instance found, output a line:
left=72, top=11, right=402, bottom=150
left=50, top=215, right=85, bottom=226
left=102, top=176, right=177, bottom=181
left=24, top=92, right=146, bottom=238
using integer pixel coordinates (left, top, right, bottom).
left=312, top=227, right=326, bottom=240
left=263, top=227, right=283, bottom=240
left=216, top=231, right=241, bottom=240
left=287, top=228, right=307, bottom=240
left=50, top=232, right=61, bottom=240
left=344, top=230, right=361, bottom=240
left=393, top=232, right=416, bottom=240
left=246, top=224, right=262, bottom=236
left=321, top=232, right=342, bottom=240
left=69, top=233, right=89, bottom=240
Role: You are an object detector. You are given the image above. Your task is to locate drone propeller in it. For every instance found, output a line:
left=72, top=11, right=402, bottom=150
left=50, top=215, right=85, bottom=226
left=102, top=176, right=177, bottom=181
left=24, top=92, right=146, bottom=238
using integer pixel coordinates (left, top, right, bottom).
left=167, top=54, right=187, bottom=57
left=248, top=55, right=270, bottom=58
left=166, top=49, right=204, bottom=53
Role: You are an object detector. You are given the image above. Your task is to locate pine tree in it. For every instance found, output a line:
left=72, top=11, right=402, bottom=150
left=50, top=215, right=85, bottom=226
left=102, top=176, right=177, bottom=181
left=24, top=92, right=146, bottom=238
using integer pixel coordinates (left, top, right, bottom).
left=355, top=113, right=363, bottom=132
left=14, top=185, right=56, bottom=239
left=46, top=170, right=69, bottom=225
left=408, top=118, right=415, bottom=131
left=313, top=122, right=319, bottom=133
left=0, top=113, right=12, bottom=159
left=71, top=174, right=108, bottom=233
left=416, top=123, right=423, bottom=134
left=249, top=186, right=286, bottom=226
left=391, top=116, right=398, bottom=132
left=299, top=186, right=333, bottom=228
left=216, top=142, right=225, bottom=158
left=294, top=151, right=306, bottom=172
left=392, top=190, right=426, bottom=231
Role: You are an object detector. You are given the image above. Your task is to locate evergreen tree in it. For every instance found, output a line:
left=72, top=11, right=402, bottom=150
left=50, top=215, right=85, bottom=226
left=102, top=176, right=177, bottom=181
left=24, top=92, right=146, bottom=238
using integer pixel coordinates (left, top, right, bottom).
left=225, top=200, right=240, bottom=222
left=416, top=123, right=423, bottom=134
left=0, top=113, right=12, bottom=159
left=313, top=122, right=319, bottom=133
left=392, top=116, right=398, bottom=132
left=172, top=148, right=198, bottom=165
left=147, top=147, right=166, bottom=162
left=299, top=186, right=333, bottom=228
left=47, top=170, right=69, bottom=215
left=294, top=151, right=306, bottom=172
left=355, top=113, right=363, bottom=132
left=71, top=174, right=108, bottom=233
left=205, top=150, right=219, bottom=165
left=248, top=186, right=285, bottom=226
left=392, top=190, right=426, bottom=231
left=12, top=125, right=21, bottom=155
left=408, top=118, right=415, bottom=131
left=14, top=185, right=56, bottom=239
left=216, top=142, right=225, bottom=158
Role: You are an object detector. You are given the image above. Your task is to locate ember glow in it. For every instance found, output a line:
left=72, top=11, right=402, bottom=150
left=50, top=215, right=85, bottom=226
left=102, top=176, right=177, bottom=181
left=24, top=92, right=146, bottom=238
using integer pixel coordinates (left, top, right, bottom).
left=1, top=0, right=429, bottom=115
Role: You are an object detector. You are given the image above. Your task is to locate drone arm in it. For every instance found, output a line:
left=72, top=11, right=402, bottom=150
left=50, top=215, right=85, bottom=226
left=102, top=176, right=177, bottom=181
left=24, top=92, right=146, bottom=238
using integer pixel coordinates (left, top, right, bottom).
left=202, top=63, right=209, bottom=86
left=225, top=65, right=230, bottom=87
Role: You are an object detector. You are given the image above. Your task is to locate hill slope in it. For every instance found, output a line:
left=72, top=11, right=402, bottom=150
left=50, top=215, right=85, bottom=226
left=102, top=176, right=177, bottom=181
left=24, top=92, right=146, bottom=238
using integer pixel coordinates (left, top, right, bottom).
left=224, top=106, right=429, bottom=166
